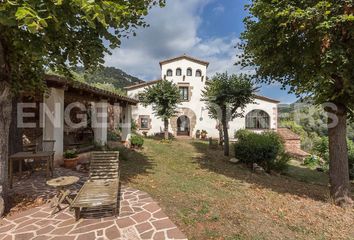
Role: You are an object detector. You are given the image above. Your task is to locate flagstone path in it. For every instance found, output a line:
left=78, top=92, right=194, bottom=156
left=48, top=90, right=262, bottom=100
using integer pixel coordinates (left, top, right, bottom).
left=0, top=168, right=187, bottom=240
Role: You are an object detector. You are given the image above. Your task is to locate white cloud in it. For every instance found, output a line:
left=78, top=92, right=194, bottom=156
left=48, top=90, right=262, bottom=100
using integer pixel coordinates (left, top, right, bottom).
left=212, top=4, right=225, bottom=14
left=104, top=0, right=246, bottom=80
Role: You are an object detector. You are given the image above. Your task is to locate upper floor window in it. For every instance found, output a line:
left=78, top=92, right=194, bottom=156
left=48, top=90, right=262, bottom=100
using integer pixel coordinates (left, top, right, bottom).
left=187, top=68, right=192, bottom=76
left=196, top=70, right=202, bottom=77
left=166, top=69, right=173, bottom=76
left=245, top=110, right=270, bottom=130
left=176, top=68, right=182, bottom=76
left=179, top=86, right=189, bottom=101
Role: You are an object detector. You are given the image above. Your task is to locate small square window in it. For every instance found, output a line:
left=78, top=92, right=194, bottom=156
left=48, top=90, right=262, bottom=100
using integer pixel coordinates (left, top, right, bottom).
left=139, top=116, right=150, bottom=129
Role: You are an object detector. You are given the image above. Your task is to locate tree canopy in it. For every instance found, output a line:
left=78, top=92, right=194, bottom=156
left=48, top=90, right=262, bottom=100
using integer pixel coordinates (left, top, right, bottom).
left=239, top=0, right=354, bottom=108
left=0, top=0, right=164, bottom=92
left=202, top=73, right=256, bottom=156
left=240, top=0, right=354, bottom=206
left=140, top=80, right=181, bottom=139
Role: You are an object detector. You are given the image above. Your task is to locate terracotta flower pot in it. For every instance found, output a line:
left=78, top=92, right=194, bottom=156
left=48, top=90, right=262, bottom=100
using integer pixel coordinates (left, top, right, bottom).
left=63, top=157, right=79, bottom=169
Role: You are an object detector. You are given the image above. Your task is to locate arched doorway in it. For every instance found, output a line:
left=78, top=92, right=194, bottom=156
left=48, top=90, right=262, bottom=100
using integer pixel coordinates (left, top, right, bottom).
left=177, top=115, right=190, bottom=136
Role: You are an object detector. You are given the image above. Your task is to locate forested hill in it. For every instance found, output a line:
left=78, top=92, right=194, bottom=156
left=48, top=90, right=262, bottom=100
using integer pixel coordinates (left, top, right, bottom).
left=76, top=66, right=144, bottom=89
left=278, top=100, right=354, bottom=144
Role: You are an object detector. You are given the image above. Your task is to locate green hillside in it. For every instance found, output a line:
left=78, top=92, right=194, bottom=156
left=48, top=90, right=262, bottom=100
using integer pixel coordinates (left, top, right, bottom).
left=76, top=66, right=144, bottom=89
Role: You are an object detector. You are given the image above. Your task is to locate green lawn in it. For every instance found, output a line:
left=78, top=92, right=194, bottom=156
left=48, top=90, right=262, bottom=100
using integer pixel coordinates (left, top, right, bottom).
left=118, top=139, right=354, bottom=240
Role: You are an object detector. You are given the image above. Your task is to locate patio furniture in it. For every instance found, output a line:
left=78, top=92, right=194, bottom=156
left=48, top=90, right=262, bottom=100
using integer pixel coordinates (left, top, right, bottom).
left=71, top=151, right=120, bottom=221
left=9, top=151, right=54, bottom=188
left=47, top=176, right=80, bottom=215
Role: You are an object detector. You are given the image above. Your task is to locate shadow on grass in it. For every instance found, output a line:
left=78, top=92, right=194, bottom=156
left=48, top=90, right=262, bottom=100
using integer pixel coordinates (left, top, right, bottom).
left=113, top=145, right=155, bottom=184
left=190, top=141, right=331, bottom=202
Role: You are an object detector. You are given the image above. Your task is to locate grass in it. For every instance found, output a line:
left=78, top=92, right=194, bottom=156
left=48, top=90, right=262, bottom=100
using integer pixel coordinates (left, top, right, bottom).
left=118, top=139, right=354, bottom=240
left=286, top=160, right=329, bottom=186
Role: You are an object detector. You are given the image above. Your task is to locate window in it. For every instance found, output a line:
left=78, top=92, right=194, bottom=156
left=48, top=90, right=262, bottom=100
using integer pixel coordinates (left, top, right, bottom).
left=139, top=115, right=150, bottom=129
left=187, top=68, right=192, bottom=76
left=166, top=69, right=173, bottom=76
left=176, top=68, right=182, bottom=76
left=245, top=110, right=270, bottom=129
left=196, top=70, right=202, bottom=77
left=179, top=87, right=189, bottom=101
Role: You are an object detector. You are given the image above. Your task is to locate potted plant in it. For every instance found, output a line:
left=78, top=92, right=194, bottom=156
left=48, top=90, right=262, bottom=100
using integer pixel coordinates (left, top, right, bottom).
left=196, top=130, right=201, bottom=139
left=63, top=149, right=79, bottom=169
left=201, top=130, right=208, bottom=139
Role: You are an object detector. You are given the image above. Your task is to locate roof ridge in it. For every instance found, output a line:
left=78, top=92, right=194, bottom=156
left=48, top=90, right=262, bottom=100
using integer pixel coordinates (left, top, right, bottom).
left=159, top=55, right=209, bottom=67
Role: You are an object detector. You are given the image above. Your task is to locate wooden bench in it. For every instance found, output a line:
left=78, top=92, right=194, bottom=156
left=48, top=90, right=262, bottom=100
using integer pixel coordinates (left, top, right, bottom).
left=71, top=151, right=120, bottom=220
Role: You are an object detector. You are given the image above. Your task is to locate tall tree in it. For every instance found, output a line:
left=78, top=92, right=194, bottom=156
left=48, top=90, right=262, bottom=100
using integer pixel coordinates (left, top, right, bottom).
left=0, top=0, right=164, bottom=214
left=202, top=73, right=256, bottom=156
left=140, top=80, right=181, bottom=140
left=240, top=0, right=354, bottom=206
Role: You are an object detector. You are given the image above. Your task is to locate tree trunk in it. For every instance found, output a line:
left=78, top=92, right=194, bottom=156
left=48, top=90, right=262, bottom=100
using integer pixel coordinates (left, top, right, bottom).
left=221, top=106, right=229, bottom=156
left=9, top=97, right=23, bottom=155
left=0, top=34, right=12, bottom=216
left=327, top=103, right=353, bottom=207
left=218, top=123, right=223, bottom=146
left=0, top=82, right=12, bottom=216
left=164, top=118, right=169, bottom=140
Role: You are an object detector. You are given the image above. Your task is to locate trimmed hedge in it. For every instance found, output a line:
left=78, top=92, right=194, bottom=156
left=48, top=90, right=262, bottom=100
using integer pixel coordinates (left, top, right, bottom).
left=234, top=130, right=289, bottom=173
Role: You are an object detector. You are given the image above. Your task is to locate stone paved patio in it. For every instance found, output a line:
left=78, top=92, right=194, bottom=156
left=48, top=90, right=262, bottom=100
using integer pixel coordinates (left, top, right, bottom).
left=0, top=168, right=187, bottom=240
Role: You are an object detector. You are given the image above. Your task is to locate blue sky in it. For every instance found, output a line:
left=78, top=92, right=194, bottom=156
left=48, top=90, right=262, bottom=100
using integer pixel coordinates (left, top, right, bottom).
left=104, top=0, right=298, bottom=104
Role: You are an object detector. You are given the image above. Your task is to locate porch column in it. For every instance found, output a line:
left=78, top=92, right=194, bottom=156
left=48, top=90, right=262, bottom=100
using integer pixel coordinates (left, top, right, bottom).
left=43, top=87, right=64, bottom=166
left=121, top=104, right=132, bottom=146
left=92, top=100, right=108, bottom=146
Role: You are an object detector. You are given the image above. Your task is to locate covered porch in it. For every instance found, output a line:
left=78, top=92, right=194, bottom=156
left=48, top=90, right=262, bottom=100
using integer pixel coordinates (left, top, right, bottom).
left=17, top=75, right=137, bottom=167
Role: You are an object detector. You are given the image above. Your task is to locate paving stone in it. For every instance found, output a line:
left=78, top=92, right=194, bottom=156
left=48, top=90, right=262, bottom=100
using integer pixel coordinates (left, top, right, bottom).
left=15, top=224, right=38, bottom=233
left=143, top=203, right=160, bottom=213
left=116, top=217, right=135, bottom=229
left=153, top=231, right=165, bottom=240
left=31, top=211, right=48, bottom=218
left=14, top=232, right=35, bottom=240
left=140, top=230, right=154, bottom=240
left=76, top=231, right=96, bottom=240
left=51, top=225, right=73, bottom=235
left=70, top=222, right=112, bottom=234
left=131, top=211, right=151, bottom=223
left=152, top=219, right=176, bottom=230
left=153, top=210, right=167, bottom=219
left=167, top=228, right=187, bottom=239
left=0, top=223, right=15, bottom=233
left=2, top=167, right=187, bottom=240
left=105, top=225, right=121, bottom=239
left=36, top=225, right=55, bottom=235
left=135, top=222, right=153, bottom=234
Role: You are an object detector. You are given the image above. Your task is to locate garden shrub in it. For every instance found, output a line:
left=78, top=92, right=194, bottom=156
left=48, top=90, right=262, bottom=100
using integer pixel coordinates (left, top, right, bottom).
left=347, top=140, right=354, bottom=180
left=312, top=137, right=354, bottom=178
left=303, top=155, right=320, bottom=169
left=234, top=129, right=252, bottom=141
left=131, top=134, right=144, bottom=148
left=234, top=131, right=288, bottom=173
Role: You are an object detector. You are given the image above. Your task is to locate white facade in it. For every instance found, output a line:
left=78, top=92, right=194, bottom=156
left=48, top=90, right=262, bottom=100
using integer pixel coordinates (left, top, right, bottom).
left=126, top=55, right=279, bottom=139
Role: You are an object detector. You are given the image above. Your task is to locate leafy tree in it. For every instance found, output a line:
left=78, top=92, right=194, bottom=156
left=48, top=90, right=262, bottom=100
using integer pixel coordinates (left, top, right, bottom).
left=240, top=0, right=354, bottom=206
left=0, top=0, right=164, bottom=214
left=140, top=80, right=181, bottom=140
left=202, top=73, right=256, bottom=156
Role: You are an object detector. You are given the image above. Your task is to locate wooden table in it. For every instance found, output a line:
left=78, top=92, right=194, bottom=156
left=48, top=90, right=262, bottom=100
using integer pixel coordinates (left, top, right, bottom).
left=47, top=176, right=80, bottom=215
left=9, top=151, right=55, bottom=188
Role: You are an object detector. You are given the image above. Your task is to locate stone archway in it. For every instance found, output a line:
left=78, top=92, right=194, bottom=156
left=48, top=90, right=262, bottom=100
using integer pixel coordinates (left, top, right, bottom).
left=171, top=108, right=197, bottom=137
